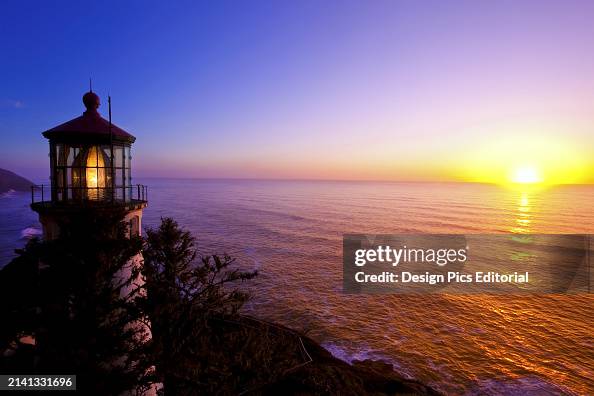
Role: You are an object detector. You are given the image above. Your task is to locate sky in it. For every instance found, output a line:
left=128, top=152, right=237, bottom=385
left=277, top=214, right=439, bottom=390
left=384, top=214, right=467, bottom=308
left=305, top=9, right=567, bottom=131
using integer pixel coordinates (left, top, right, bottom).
left=1, top=0, right=594, bottom=183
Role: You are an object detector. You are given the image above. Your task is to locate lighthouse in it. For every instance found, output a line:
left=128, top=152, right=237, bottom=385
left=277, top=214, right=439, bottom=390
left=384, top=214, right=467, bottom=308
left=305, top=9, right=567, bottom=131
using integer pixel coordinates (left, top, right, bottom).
left=28, top=90, right=156, bottom=394
left=31, top=90, right=147, bottom=239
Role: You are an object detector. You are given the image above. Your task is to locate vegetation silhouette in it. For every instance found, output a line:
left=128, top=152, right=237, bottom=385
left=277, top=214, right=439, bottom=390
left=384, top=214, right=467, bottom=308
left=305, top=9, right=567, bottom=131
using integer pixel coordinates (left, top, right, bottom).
left=0, top=209, right=151, bottom=394
left=0, top=214, right=439, bottom=395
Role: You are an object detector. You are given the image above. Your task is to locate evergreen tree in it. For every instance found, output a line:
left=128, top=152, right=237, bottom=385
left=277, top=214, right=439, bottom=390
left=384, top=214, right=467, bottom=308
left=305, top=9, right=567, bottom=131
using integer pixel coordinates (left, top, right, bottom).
left=0, top=209, right=152, bottom=395
left=141, top=218, right=257, bottom=393
left=1, top=215, right=259, bottom=395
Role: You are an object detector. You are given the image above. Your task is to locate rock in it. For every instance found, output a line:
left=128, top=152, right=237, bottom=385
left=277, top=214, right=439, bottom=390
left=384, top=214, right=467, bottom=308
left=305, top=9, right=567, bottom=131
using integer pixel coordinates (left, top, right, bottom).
left=262, top=332, right=442, bottom=395
left=351, top=359, right=442, bottom=395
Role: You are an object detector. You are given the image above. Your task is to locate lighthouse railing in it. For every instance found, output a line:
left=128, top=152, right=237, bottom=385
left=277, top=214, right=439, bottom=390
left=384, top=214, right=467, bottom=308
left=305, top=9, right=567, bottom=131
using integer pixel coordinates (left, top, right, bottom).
left=31, top=184, right=148, bottom=206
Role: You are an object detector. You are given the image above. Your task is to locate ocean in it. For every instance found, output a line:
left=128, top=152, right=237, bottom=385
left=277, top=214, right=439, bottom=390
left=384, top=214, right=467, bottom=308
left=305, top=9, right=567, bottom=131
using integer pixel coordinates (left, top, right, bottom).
left=1, top=179, right=593, bottom=395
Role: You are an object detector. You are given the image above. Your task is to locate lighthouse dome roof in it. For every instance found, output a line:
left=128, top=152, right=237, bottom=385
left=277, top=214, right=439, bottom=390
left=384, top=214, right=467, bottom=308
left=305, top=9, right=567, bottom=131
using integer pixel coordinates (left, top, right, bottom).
left=42, top=91, right=136, bottom=144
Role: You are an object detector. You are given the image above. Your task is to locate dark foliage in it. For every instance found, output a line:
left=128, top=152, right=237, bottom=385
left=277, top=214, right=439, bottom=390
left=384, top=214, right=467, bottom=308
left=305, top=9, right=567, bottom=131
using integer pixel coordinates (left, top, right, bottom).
left=139, top=219, right=440, bottom=395
left=0, top=209, right=151, bottom=395
left=141, top=217, right=258, bottom=394
left=1, top=214, right=440, bottom=395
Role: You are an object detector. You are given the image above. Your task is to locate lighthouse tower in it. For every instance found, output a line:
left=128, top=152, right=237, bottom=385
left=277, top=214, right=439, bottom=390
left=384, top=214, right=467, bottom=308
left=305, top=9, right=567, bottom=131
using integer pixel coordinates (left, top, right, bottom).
left=29, top=90, right=155, bottom=394
left=31, top=90, right=147, bottom=239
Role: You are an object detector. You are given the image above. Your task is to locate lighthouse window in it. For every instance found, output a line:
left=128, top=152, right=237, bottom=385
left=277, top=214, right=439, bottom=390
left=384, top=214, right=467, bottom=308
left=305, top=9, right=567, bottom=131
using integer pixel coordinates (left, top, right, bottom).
left=66, top=168, right=72, bottom=188
left=116, top=186, right=124, bottom=201
left=50, top=142, right=131, bottom=202
left=85, top=146, right=105, bottom=200
left=114, top=167, right=123, bottom=186
left=100, top=146, right=113, bottom=167
left=55, top=167, right=64, bottom=201
left=114, top=146, right=124, bottom=168
left=129, top=216, right=140, bottom=237
left=56, top=144, right=65, bottom=166
left=66, top=147, right=75, bottom=166
left=125, top=146, right=131, bottom=168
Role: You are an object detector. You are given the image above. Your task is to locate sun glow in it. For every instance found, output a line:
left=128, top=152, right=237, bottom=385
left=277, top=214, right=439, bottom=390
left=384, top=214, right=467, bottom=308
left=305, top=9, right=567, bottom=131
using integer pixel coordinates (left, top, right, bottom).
left=452, top=123, right=594, bottom=185
left=510, top=166, right=543, bottom=184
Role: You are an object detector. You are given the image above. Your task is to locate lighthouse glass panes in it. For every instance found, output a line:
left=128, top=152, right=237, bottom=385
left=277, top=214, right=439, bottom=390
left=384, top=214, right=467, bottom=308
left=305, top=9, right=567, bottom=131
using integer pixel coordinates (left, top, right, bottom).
left=52, top=143, right=132, bottom=202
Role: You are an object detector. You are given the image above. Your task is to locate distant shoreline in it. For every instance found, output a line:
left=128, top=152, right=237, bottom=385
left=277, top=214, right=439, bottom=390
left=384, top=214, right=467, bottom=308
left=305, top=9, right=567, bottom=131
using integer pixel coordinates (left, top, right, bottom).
left=0, top=168, right=35, bottom=194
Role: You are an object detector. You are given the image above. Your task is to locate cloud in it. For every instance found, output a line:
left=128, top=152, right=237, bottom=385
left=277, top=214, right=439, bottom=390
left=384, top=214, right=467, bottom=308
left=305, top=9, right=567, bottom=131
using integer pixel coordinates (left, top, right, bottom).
left=0, top=99, right=25, bottom=109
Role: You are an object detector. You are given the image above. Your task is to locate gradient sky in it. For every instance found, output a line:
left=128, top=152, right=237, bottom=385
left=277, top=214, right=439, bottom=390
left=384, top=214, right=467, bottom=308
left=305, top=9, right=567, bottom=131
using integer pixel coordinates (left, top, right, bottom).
left=1, top=0, right=594, bottom=183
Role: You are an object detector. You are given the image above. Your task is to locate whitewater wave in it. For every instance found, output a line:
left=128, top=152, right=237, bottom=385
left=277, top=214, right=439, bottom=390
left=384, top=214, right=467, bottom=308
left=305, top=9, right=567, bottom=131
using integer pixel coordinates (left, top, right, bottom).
left=321, top=341, right=414, bottom=379
left=0, top=189, right=16, bottom=199
left=243, top=246, right=262, bottom=270
left=21, top=227, right=42, bottom=239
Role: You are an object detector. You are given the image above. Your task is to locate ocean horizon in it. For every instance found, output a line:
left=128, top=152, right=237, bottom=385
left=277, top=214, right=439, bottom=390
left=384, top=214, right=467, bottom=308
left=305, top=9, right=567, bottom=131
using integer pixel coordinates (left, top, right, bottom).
left=1, top=178, right=593, bottom=394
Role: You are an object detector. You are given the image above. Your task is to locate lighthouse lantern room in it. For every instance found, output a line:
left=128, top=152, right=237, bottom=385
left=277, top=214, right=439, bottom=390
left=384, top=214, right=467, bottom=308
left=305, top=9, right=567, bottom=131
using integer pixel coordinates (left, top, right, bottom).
left=31, top=90, right=148, bottom=240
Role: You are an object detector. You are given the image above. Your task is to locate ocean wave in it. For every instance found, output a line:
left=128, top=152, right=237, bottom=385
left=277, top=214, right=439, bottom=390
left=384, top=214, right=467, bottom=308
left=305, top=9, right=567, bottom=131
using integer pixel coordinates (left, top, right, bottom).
left=320, top=341, right=413, bottom=379
left=243, top=246, right=262, bottom=270
left=0, top=189, right=16, bottom=199
left=21, top=227, right=42, bottom=239
left=468, top=376, right=576, bottom=396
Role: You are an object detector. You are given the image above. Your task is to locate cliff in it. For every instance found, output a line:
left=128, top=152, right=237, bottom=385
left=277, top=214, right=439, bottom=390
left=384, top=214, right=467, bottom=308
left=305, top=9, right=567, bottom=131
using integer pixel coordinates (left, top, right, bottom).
left=176, top=315, right=441, bottom=395
left=0, top=168, right=34, bottom=194
left=263, top=333, right=441, bottom=395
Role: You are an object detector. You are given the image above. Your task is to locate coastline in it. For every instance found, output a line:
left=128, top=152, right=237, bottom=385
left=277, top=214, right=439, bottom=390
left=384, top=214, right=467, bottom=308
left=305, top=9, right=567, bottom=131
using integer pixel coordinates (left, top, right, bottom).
left=213, top=315, right=441, bottom=395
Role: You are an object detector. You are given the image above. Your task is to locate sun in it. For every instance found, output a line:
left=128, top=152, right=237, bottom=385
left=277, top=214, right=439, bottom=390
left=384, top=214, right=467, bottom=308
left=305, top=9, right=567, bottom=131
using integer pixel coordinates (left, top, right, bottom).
left=510, top=166, right=543, bottom=184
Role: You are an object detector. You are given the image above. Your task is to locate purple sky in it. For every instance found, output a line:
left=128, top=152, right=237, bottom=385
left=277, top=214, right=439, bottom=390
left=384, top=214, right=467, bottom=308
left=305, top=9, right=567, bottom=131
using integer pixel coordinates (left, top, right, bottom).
left=1, top=0, right=593, bottom=183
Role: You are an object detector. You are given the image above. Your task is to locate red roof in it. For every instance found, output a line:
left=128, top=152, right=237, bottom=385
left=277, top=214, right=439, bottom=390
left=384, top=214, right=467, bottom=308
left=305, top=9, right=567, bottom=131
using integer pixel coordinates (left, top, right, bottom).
left=42, top=92, right=136, bottom=144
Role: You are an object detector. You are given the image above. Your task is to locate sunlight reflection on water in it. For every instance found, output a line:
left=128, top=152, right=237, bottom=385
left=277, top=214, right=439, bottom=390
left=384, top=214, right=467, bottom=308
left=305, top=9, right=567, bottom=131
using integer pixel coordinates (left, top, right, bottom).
left=2, top=180, right=593, bottom=394
left=137, top=180, right=593, bottom=395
